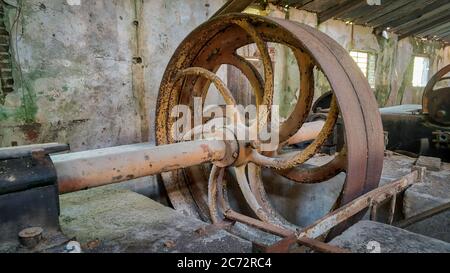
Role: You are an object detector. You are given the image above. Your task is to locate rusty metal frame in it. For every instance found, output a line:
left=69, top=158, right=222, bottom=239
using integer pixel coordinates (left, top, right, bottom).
left=257, top=168, right=424, bottom=252
left=422, top=64, right=450, bottom=114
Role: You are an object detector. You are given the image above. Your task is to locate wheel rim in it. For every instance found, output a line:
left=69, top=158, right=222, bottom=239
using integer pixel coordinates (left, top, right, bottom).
left=156, top=13, right=384, bottom=236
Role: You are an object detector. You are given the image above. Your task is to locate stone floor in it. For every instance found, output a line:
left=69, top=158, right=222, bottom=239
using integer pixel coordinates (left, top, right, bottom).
left=403, top=157, right=450, bottom=242
left=330, top=221, right=450, bottom=253
left=59, top=187, right=252, bottom=253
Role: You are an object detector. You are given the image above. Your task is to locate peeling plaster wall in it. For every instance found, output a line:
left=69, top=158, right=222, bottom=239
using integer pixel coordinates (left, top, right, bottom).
left=2, top=2, right=447, bottom=149
left=139, top=0, right=227, bottom=142
left=0, top=0, right=139, bottom=150
left=0, top=0, right=226, bottom=149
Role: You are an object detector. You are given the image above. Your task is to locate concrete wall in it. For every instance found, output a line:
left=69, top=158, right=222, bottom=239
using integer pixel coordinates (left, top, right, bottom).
left=2, top=1, right=449, bottom=148
left=0, top=0, right=226, bottom=149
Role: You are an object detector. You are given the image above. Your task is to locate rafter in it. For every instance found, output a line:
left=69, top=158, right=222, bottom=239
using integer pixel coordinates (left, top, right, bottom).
left=318, top=0, right=366, bottom=23
left=399, top=14, right=450, bottom=40
left=376, top=0, right=450, bottom=31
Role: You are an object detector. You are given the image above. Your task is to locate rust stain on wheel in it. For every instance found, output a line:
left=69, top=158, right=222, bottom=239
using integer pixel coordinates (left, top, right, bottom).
left=156, top=13, right=384, bottom=236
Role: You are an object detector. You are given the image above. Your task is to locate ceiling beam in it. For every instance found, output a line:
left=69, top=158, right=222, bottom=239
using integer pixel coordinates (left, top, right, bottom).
left=441, top=35, right=450, bottom=43
left=399, top=14, right=450, bottom=39
left=353, top=0, right=415, bottom=25
left=296, top=0, right=315, bottom=9
left=435, top=27, right=450, bottom=37
left=342, top=0, right=396, bottom=23
left=318, top=0, right=366, bottom=23
left=285, top=0, right=315, bottom=9
left=376, top=0, right=450, bottom=31
left=211, top=0, right=255, bottom=18
left=368, top=0, right=436, bottom=28
left=419, top=21, right=450, bottom=38
left=391, top=6, right=450, bottom=33
left=436, top=30, right=450, bottom=39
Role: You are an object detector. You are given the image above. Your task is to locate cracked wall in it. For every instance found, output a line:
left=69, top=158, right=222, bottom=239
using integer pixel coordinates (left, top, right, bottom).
left=0, top=0, right=226, bottom=149
left=1, top=1, right=449, bottom=149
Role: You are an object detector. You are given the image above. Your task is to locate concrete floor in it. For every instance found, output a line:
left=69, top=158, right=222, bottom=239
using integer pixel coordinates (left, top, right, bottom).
left=60, top=187, right=252, bottom=253
left=330, top=221, right=450, bottom=253
left=58, top=153, right=450, bottom=253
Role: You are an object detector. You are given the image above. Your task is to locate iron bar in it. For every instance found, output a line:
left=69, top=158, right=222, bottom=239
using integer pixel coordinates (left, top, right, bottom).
left=224, top=209, right=350, bottom=253
left=54, top=140, right=229, bottom=194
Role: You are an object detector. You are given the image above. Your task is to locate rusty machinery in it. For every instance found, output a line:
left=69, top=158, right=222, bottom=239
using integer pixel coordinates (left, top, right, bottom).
left=154, top=13, right=386, bottom=237
left=381, top=64, right=450, bottom=162
left=311, top=64, right=450, bottom=162
left=3, top=10, right=427, bottom=253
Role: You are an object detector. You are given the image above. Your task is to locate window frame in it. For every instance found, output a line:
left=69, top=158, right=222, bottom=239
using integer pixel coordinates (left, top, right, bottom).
left=349, top=50, right=377, bottom=89
left=411, top=55, right=430, bottom=88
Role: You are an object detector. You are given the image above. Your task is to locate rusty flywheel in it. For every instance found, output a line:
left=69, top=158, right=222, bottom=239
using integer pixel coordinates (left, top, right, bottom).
left=422, top=64, right=450, bottom=126
left=156, top=14, right=384, bottom=237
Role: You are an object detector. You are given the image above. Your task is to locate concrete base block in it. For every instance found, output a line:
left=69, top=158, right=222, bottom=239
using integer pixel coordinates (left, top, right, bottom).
left=403, top=163, right=450, bottom=242
left=59, top=187, right=252, bottom=253
left=415, top=156, right=442, bottom=171
left=330, top=221, right=450, bottom=253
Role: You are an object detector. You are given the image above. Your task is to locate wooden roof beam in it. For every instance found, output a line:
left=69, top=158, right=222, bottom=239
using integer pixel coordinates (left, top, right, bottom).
left=318, top=0, right=367, bottom=24
left=376, top=0, right=450, bottom=31
left=399, top=14, right=450, bottom=40
left=211, top=0, right=255, bottom=18
left=436, top=30, right=450, bottom=40
left=392, top=6, right=450, bottom=32
left=353, top=0, right=414, bottom=25
left=419, top=21, right=450, bottom=38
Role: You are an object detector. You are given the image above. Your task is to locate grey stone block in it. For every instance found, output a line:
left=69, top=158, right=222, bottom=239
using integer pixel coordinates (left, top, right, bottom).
left=60, top=187, right=252, bottom=253
left=415, top=156, right=442, bottom=171
left=403, top=162, right=450, bottom=242
left=330, top=220, right=450, bottom=253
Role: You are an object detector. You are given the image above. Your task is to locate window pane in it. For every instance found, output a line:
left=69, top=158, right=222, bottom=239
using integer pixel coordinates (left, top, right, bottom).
left=412, top=56, right=430, bottom=87
left=350, top=50, right=376, bottom=89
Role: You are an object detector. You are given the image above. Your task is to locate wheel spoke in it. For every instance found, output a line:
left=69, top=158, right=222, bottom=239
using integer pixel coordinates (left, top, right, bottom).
left=232, top=19, right=274, bottom=139
left=248, top=163, right=294, bottom=227
left=223, top=54, right=264, bottom=105
left=177, top=67, right=236, bottom=105
left=208, top=165, right=224, bottom=224
left=250, top=96, right=339, bottom=170
left=279, top=49, right=315, bottom=143
left=234, top=165, right=272, bottom=223
left=231, top=19, right=274, bottom=107
left=277, top=149, right=347, bottom=184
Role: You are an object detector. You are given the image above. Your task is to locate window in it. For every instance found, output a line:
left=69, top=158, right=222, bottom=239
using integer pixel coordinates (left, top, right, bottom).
left=350, top=51, right=376, bottom=89
left=412, top=56, right=430, bottom=87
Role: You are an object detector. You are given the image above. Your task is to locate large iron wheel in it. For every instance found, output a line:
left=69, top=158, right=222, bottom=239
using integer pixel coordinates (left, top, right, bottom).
left=156, top=13, right=384, bottom=238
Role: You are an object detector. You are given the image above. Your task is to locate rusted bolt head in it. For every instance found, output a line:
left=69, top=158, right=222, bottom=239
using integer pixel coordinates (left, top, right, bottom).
left=18, top=227, right=43, bottom=248
left=195, top=227, right=207, bottom=236
left=164, top=240, right=176, bottom=249
left=31, top=149, right=46, bottom=160
left=436, top=110, right=446, bottom=119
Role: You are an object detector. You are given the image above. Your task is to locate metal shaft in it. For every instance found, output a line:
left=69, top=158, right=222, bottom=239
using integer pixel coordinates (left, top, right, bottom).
left=54, top=139, right=228, bottom=194
left=53, top=121, right=323, bottom=194
left=286, top=120, right=325, bottom=146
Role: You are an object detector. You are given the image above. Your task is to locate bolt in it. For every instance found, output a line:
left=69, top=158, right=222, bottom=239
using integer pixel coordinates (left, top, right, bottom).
left=18, top=227, right=43, bottom=249
left=436, top=110, right=446, bottom=119
left=195, top=227, right=207, bottom=236
left=164, top=240, right=176, bottom=249
left=31, top=149, right=46, bottom=160
left=232, top=152, right=238, bottom=158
